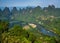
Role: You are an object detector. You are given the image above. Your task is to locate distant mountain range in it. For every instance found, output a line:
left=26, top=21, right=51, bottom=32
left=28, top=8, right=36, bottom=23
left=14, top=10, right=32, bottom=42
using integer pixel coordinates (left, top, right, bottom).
left=0, top=6, right=35, bottom=11
left=0, top=5, right=60, bottom=22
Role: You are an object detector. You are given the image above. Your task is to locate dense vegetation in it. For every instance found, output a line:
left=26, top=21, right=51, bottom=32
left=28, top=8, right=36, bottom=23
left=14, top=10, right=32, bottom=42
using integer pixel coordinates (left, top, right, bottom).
left=0, top=21, right=60, bottom=43
left=0, top=5, right=60, bottom=43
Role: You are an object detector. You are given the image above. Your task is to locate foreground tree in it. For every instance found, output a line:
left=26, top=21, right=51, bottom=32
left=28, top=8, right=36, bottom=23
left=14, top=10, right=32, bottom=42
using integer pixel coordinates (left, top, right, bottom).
left=0, top=20, right=9, bottom=43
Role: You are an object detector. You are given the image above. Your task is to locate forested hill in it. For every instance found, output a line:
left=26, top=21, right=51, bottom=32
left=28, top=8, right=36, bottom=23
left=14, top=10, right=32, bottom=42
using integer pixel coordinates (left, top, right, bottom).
left=0, top=5, right=60, bottom=22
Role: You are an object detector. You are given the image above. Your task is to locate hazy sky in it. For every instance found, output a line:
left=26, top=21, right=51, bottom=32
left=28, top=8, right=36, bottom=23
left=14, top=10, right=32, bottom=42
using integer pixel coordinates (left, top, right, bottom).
left=0, top=0, right=60, bottom=8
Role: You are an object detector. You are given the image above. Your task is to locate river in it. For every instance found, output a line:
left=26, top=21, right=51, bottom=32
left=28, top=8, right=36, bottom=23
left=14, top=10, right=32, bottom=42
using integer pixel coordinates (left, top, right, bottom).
left=9, top=21, right=59, bottom=37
